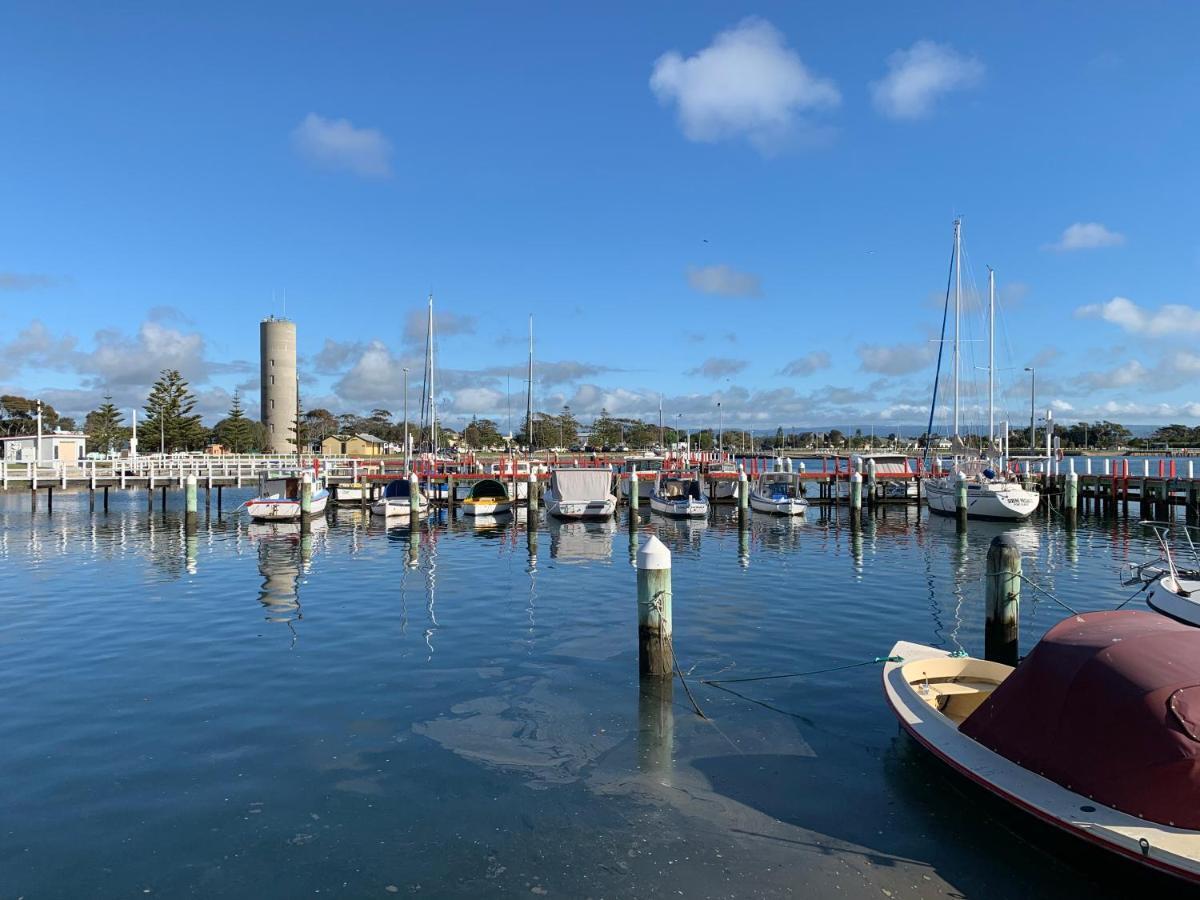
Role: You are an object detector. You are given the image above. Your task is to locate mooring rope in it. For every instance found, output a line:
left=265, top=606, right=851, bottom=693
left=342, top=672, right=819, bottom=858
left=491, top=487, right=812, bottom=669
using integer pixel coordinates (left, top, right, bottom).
left=1014, top=571, right=1080, bottom=615
left=702, top=656, right=901, bottom=687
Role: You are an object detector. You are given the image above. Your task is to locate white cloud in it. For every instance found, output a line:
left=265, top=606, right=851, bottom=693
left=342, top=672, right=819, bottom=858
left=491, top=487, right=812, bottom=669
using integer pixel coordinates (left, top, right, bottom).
left=650, top=18, right=840, bottom=152
left=870, top=40, right=983, bottom=120
left=780, top=351, right=831, bottom=377
left=1050, top=399, right=1075, bottom=413
left=402, top=307, right=477, bottom=347
left=686, top=264, right=763, bottom=298
left=1045, top=222, right=1125, bottom=252
left=450, top=387, right=505, bottom=414
left=331, top=340, right=404, bottom=407
left=686, top=357, right=748, bottom=378
left=291, top=113, right=393, bottom=178
left=1076, top=297, right=1200, bottom=337
left=856, top=342, right=935, bottom=375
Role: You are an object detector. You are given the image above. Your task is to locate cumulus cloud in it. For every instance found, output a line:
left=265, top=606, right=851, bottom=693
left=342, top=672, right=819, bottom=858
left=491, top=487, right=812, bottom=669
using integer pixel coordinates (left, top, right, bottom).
left=1045, top=222, right=1125, bottom=252
left=650, top=17, right=840, bottom=152
left=1076, top=297, right=1200, bottom=337
left=0, top=272, right=56, bottom=291
left=686, top=264, right=763, bottom=298
left=402, top=307, right=477, bottom=347
left=686, top=357, right=748, bottom=378
left=0, top=320, right=78, bottom=377
left=312, top=338, right=365, bottom=374
left=870, top=40, right=984, bottom=120
left=780, top=351, right=831, bottom=377
left=331, top=340, right=404, bottom=407
left=449, top=387, right=505, bottom=414
left=291, top=113, right=393, bottom=178
left=856, top=341, right=935, bottom=375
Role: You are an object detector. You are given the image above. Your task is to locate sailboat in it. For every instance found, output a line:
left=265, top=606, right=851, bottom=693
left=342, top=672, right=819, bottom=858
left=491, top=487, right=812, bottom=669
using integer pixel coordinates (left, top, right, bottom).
left=923, top=220, right=1039, bottom=521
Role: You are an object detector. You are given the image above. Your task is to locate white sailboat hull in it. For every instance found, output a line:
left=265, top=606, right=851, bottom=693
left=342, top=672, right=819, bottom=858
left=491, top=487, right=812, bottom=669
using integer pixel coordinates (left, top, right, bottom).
left=925, top=477, right=1039, bottom=521
left=649, top=494, right=708, bottom=518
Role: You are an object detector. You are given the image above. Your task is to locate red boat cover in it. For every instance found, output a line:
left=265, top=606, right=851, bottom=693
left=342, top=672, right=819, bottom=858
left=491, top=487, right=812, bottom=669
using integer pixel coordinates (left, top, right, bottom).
left=960, top=610, right=1200, bottom=828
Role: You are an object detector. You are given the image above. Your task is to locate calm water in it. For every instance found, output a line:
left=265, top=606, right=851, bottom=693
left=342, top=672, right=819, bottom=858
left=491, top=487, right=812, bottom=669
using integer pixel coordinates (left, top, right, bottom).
left=0, top=490, right=1191, bottom=898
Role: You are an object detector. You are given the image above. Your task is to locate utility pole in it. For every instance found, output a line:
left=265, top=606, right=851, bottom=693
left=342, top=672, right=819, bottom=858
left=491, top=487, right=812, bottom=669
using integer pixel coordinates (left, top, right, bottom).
left=403, top=367, right=409, bottom=472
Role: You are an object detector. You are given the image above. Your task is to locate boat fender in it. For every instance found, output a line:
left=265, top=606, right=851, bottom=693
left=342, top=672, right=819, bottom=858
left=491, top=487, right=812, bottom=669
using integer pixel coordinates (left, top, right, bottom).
left=1139, top=837, right=1150, bottom=857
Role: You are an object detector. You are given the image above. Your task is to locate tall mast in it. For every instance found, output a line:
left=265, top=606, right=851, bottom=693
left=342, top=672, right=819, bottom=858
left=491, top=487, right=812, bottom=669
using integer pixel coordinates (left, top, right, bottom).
left=658, top=394, right=664, bottom=448
left=429, top=294, right=437, bottom=456
left=988, top=266, right=995, bottom=450
left=953, top=218, right=961, bottom=440
left=526, top=315, right=534, bottom=454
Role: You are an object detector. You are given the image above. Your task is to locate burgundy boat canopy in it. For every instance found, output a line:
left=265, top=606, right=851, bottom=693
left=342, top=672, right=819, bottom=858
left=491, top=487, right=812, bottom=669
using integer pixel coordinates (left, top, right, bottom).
left=961, top=610, right=1200, bottom=829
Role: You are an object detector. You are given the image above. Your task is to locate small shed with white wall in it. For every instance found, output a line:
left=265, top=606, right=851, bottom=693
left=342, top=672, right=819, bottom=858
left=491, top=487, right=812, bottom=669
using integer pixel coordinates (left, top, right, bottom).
left=0, top=432, right=88, bottom=462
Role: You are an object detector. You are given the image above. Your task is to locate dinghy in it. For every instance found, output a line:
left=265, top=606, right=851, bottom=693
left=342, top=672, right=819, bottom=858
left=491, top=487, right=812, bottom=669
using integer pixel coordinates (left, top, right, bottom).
left=749, top=471, right=808, bottom=516
left=245, top=475, right=329, bottom=521
left=884, top=611, right=1200, bottom=885
left=332, top=481, right=373, bottom=504
left=649, top=471, right=708, bottom=518
left=370, top=478, right=429, bottom=519
left=463, top=478, right=512, bottom=516
left=543, top=467, right=616, bottom=520
left=620, top=455, right=663, bottom=502
left=707, top=461, right=740, bottom=503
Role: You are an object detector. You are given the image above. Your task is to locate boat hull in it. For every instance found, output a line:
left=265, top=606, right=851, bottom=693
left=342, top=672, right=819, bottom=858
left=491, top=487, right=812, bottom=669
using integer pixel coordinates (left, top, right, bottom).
left=463, top=500, right=512, bottom=517
left=246, top=491, right=329, bottom=521
left=649, top=493, right=708, bottom=518
left=749, top=492, right=808, bottom=515
left=369, top=497, right=429, bottom=519
left=883, top=642, right=1200, bottom=885
left=1147, top=574, right=1200, bottom=626
left=925, top=478, right=1039, bottom=521
left=545, top=496, right=616, bottom=520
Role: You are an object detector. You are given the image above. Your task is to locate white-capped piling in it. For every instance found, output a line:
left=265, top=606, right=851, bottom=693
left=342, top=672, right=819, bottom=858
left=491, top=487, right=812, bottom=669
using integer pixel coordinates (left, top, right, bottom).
left=866, top=459, right=877, bottom=507
left=985, top=535, right=1021, bottom=666
left=636, top=535, right=673, bottom=677
left=797, top=461, right=806, bottom=497
left=447, top=472, right=457, bottom=516
left=955, top=471, right=968, bottom=529
left=1064, top=471, right=1078, bottom=528
left=849, top=471, right=863, bottom=523
left=185, top=474, right=198, bottom=533
left=738, top=465, right=748, bottom=513
left=409, top=472, right=420, bottom=523
left=526, top=470, right=537, bottom=516
left=629, top=465, right=639, bottom=512
left=300, top=472, right=313, bottom=530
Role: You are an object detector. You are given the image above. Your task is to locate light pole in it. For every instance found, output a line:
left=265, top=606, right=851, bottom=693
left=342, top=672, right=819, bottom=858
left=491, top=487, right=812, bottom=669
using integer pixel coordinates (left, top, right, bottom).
left=1024, top=367, right=1036, bottom=451
left=402, top=367, right=409, bottom=471
left=35, top=400, right=42, bottom=466
left=717, top=401, right=723, bottom=456
left=560, top=405, right=570, bottom=449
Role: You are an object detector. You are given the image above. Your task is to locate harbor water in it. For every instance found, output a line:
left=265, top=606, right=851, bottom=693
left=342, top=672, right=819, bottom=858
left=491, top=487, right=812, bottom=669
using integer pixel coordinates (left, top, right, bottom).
left=0, top=490, right=1192, bottom=898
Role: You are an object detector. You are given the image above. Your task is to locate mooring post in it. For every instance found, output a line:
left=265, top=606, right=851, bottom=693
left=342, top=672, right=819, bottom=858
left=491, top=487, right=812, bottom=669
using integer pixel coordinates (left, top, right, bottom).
left=637, top=676, right=675, bottom=777
left=448, top=472, right=457, bottom=517
left=31, top=486, right=37, bottom=513
left=526, top=470, right=537, bottom=517
left=409, top=472, right=420, bottom=523
left=103, top=485, right=109, bottom=513
left=866, top=459, right=877, bottom=507
left=47, top=486, right=53, bottom=514
left=797, top=461, right=806, bottom=498
left=185, top=474, right=198, bottom=533
left=1064, top=471, right=1078, bottom=529
left=300, top=472, right=313, bottom=531
left=629, top=465, right=639, bottom=512
left=636, top=535, right=673, bottom=677
left=160, top=484, right=167, bottom=512
left=738, top=464, right=748, bottom=514
left=956, top=471, right=968, bottom=530
left=216, top=484, right=223, bottom=514
left=985, top=534, right=1021, bottom=666
left=849, top=471, right=862, bottom=525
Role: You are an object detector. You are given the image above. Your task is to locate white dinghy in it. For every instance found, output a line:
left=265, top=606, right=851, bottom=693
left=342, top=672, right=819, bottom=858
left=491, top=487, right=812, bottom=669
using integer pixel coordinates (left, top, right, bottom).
left=463, top=478, right=512, bottom=517
left=884, top=611, right=1200, bottom=886
left=245, top=475, right=329, bottom=521
left=544, top=468, right=616, bottom=520
left=370, top=478, right=429, bottom=520
left=749, top=471, right=808, bottom=516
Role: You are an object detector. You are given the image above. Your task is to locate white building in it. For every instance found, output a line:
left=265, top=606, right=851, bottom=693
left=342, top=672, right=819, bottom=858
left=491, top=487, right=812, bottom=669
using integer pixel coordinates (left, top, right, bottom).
left=1, top=432, right=88, bottom=462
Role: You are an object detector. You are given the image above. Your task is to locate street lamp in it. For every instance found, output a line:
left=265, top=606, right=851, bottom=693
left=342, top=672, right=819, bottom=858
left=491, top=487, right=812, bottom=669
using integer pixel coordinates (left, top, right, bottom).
left=1024, top=367, right=1036, bottom=451
left=560, top=405, right=570, bottom=449
left=402, top=367, right=409, bottom=471
left=717, top=400, right=723, bottom=456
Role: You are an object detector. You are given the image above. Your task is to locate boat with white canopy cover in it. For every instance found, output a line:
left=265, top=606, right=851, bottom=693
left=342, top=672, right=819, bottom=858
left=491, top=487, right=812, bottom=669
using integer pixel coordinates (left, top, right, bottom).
left=369, top=478, right=429, bottom=519
left=543, top=468, right=616, bottom=520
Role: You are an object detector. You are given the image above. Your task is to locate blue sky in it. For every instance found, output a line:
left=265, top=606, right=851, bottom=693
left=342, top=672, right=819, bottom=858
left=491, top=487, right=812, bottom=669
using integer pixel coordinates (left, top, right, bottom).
left=2, top=3, right=1197, bottom=432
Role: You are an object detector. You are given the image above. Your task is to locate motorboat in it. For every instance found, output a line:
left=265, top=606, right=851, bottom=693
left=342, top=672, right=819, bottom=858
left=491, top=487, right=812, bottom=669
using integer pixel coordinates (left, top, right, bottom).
left=707, top=461, right=740, bottom=503
left=489, top=458, right=542, bottom=500
left=370, top=478, right=429, bottom=519
left=649, top=471, right=708, bottom=518
left=925, top=461, right=1040, bottom=521
left=463, top=478, right=512, bottom=516
left=245, top=474, right=329, bottom=521
left=884, top=611, right=1200, bottom=885
left=543, top=467, right=616, bottom=520
left=749, top=471, right=808, bottom=515
left=620, top=455, right=664, bottom=502
left=1148, top=573, right=1200, bottom=627
left=332, top=481, right=373, bottom=504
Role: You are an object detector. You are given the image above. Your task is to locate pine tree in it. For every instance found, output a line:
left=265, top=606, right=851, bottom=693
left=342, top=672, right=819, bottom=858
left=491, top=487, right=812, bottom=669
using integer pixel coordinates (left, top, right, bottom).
left=85, top=395, right=124, bottom=453
left=144, top=369, right=204, bottom=452
left=217, top=391, right=253, bottom=453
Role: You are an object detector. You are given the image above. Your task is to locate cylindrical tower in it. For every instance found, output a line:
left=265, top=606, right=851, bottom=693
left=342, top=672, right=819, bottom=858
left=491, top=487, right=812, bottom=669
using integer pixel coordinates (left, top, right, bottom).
left=260, top=317, right=298, bottom=453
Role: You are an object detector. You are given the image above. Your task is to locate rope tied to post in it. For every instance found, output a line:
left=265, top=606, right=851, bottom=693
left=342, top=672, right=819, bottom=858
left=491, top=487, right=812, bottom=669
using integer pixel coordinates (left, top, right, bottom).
left=702, top=655, right=902, bottom=686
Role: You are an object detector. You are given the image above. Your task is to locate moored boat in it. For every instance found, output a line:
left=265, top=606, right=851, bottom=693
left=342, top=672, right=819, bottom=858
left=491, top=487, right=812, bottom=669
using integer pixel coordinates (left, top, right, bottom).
left=749, top=471, right=808, bottom=515
left=332, top=481, right=374, bottom=504
left=884, top=611, right=1200, bottom=885
left=544, top=468, right=616, bottom=520
left=245, top=475, right=329, bottom=521
left=649, top=471, right=708, bottom=518
left=707, top=461, right=740, bottom=503
left=924, top=464, right=1040, bottom=520
left=463, top=478, right=512, bottom=516
left=619, top=455, right=664, bottom=501
left=370, top=478, right=429, bottom=519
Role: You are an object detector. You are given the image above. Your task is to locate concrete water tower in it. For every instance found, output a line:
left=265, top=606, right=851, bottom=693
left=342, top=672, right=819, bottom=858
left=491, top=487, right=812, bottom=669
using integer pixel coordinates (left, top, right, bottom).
left=260, top=316, right=297, bottom=453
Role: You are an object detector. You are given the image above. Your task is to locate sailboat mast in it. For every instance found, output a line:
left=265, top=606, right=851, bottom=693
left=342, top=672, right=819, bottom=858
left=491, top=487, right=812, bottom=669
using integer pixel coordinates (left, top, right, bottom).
left=658, top=394, right=663, bottom=448
left=526, top=315, right=534, bottom=454
left=953, top=219, right=961, bottom=440
left=988, top=266, right=995, bottom=450
left=430, top=295, right=437, bottom=457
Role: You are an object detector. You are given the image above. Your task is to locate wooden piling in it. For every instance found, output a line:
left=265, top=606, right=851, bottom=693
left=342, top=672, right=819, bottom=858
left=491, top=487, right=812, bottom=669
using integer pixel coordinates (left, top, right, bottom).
left=47, top=486, right=53, bottom=514
left=160, top=485, right=167, bottom=512
left=1064, top=471, right=1078, bottom=529
left=185, top=474, right=198, bottom=533
left=526, top=471, right=537, bottom=517
left=103, top=485, right=109, bottom=513
left=629, top=465, right=639, bottom=512
left=955, top=471, right=968, bottom=531
left=636, top=535, right=673, bottom=677
left=448, top=473, right=457, bottom=516
left=31, top=487, right=37, bottom=513
left=300, top=473, right=313, bottom=531
left=409, top=472, right=420, bottom=523
left=985, top=535, right=1021, bottom=666
left=217, top=484, right=223, bottom=513
left=849, top=472, right=862, bottom=527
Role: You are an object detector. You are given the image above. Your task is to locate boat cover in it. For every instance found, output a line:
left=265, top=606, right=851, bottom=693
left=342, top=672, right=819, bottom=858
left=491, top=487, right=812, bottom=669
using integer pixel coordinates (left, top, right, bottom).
left=960, top=610, right=1200, bottom=828
left=549, top=469, right=612, bottom=502
left=469, top=478, right=508, bottom=500
left=382, top=479, right=412, bottom=499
